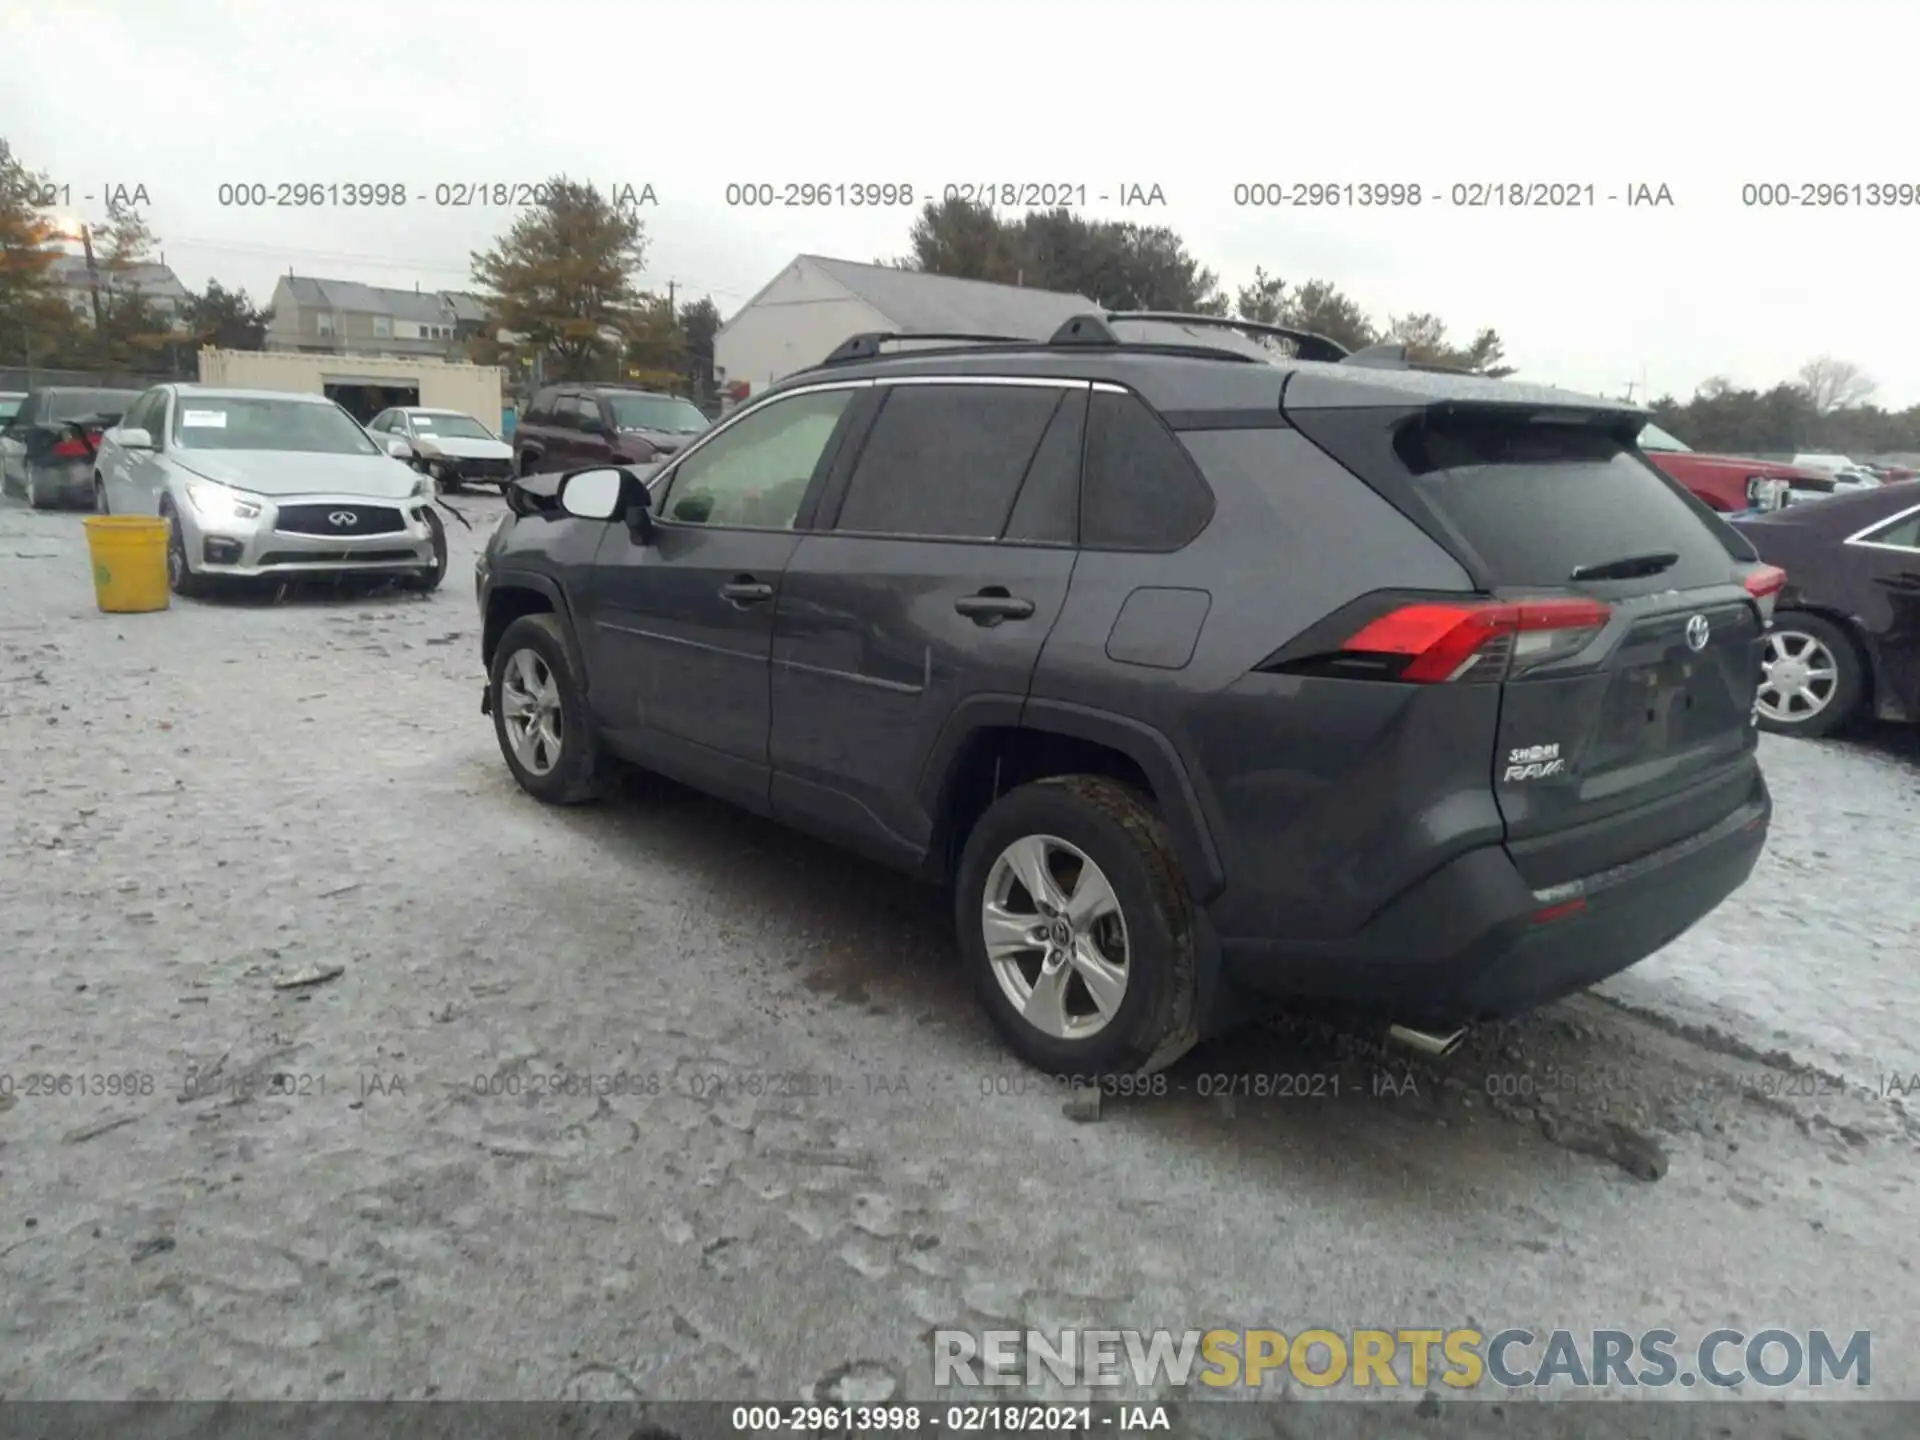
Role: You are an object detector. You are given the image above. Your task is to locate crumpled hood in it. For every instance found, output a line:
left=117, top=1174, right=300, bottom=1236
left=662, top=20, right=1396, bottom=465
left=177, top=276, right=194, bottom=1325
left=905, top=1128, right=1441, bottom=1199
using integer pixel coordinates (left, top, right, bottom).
left=173, top=449, right=422, bottom=500
left=414, top=435, right=512, bottom=461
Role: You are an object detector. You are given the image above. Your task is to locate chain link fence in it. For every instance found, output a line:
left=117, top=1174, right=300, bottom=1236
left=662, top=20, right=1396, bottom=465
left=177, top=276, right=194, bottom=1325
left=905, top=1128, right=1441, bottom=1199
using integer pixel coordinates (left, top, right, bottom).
left=0, top=365, right=187, bottom=392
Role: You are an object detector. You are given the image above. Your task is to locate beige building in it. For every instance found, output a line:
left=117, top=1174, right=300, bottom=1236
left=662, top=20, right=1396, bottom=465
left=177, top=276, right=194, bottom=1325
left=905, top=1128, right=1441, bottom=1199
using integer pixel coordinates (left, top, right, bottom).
left=266, top=274, right=493, bottom=361
left=713, top=255, right=1098, bottom=399
left=197, top=347, right=505, bottom=427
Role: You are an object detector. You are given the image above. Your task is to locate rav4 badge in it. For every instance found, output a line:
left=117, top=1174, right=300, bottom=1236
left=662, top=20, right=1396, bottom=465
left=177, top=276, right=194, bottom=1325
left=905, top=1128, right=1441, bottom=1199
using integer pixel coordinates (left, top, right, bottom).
left=1505, top=742, right=1564, bottom=782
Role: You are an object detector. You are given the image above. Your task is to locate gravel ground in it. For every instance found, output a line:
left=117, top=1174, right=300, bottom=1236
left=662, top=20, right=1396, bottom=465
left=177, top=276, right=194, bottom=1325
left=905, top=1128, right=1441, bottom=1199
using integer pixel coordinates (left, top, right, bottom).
left=2, top=492, right=1916, bottom=1421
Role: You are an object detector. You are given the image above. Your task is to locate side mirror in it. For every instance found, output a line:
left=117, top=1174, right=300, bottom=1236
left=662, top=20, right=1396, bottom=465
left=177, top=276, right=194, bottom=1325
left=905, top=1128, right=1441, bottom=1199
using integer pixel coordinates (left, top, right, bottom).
left=558, top=466, right=627, bottom=521
left=623, top=483, right=655, bottom=544
left=385, top=435, right=413, bottom=459
left=117, top=426, right=154, bottom=450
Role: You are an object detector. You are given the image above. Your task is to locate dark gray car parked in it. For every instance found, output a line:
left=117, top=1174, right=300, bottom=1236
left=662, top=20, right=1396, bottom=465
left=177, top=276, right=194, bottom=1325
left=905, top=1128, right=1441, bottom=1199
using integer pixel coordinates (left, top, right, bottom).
left=473, top=314, right=1779, bottom=1076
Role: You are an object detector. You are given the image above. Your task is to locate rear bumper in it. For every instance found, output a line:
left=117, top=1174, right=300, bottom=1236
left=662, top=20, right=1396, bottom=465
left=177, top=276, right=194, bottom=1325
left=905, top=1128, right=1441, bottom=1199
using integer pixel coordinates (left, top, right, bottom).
left=24, top=460, right=91, bottom=499
left=1218, top=778, right=1770, bottom=1025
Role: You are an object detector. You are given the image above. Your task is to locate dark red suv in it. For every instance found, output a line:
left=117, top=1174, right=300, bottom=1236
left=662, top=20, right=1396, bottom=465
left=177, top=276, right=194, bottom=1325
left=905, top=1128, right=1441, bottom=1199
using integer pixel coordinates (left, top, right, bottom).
left=512, top=386, right=711, bottom=477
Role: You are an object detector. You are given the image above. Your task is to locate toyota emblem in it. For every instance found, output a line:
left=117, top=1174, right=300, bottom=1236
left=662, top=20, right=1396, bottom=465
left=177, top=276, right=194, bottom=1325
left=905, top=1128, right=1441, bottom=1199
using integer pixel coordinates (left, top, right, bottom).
left=328, top=510, right=358, bottom=527
left=1685, top=614, right=1711, bottom=652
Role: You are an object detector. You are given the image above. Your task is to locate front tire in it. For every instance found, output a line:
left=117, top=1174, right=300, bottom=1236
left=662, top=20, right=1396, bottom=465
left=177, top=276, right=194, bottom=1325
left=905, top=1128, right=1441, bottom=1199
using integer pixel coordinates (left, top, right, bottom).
left=489, top=613, right=616, bottom=804
left=1757, top=612, right=1864, bottom=738
left=164, top=506, right=211, bottom=598
left=956, top=776, right=1200, bottom=1077
left=399, top=507, right=447, bottom=592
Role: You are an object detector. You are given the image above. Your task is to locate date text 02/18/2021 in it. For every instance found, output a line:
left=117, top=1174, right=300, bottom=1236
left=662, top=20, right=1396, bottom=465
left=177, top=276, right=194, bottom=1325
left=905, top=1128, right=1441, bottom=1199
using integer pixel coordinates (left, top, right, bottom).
left=1228, top=181, right=1676, bottom=208
left=728, top=1404, right=1170, bottom=1431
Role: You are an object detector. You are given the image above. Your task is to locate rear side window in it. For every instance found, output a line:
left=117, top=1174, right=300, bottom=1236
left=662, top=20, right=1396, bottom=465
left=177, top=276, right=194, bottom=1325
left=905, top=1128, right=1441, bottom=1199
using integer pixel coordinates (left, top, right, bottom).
left=1864, top=510, right=1920, bottom=549
left=1395, top=414, right=1739, bottom=588
left=835, top=384, right=1062, bottom=539
left=1081, top=390, right=1215, bottom=551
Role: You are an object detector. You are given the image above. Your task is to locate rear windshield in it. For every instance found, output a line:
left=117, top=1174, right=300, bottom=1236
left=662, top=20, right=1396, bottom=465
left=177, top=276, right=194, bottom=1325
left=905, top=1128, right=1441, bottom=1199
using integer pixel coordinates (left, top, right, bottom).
left=1395, top=414, right=1739, bottom=589
left=49, top=390, right=140, bottom=422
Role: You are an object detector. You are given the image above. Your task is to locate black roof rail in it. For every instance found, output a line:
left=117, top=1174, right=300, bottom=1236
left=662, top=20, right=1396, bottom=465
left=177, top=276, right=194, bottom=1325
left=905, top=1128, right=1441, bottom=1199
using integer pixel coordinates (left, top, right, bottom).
left=1051, top=312, right=1351, bottom=364
left=819, top=330, right=1034, bottom=367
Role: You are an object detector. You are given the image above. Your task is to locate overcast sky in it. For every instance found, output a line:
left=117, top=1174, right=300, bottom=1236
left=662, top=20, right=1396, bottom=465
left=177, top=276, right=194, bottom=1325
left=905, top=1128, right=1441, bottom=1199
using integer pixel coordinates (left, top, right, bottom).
left=5, top=0, right=1914, bottom=405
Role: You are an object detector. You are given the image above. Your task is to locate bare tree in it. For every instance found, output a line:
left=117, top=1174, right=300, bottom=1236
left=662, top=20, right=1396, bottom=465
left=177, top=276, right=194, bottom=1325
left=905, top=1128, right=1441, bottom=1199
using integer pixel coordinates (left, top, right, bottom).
left=1796, top=356, right=1877, bottom=415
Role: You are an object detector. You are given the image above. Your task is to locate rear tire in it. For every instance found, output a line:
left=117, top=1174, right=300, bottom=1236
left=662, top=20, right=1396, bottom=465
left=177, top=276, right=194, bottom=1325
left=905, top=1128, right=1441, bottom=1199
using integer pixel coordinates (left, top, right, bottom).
left=956, top=776, right=1200, bottom=1077
left=24, top=466, right=51, bottom=510
left=1757, top=612, right=1864, bottom=738
left=489, top=613, right=616, bottom=804
left=94, top=477, right=109, bottom=514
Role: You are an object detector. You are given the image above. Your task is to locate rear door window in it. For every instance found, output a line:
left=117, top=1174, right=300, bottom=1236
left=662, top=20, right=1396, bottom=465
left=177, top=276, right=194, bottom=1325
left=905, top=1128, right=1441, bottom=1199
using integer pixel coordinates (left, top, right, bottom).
left=1003, top=390, right=1086, bottom=544
left=1394, top=413, right=1739, bottom=589
left=833, top=383, right=1063, bottom=539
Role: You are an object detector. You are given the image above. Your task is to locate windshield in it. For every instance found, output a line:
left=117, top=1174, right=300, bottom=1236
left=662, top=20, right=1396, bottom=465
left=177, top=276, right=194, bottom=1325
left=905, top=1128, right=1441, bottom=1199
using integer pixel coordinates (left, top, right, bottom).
left=49, top=389, right=141, bottom=422
left=1637, top=422, right=1691, bottom=453
left=173, top=397, right=381, bottom=454
left=603, top=393, right=709, bottom=434
left=411, top=412, right=495, bottom=441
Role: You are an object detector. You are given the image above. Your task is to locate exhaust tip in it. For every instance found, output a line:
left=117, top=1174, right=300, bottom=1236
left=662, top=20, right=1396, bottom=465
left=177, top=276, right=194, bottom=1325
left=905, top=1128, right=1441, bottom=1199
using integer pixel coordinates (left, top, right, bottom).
left=1387, top=1023, right=1469, bottom=1058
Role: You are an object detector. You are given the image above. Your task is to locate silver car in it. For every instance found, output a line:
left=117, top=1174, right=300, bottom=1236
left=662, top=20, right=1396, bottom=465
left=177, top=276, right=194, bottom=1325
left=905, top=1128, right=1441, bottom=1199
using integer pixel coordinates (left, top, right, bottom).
left=368, top=406, right=514, bottom=491
left=93, top=385, right=445, bottom=597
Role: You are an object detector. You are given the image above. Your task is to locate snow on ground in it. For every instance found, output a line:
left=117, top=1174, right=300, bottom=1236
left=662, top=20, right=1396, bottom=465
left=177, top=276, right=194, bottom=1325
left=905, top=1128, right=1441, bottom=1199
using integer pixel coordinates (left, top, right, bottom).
left=1600, top=727, right=1920, bottom=1086
left=1, top=492, right=1915, bottom=1419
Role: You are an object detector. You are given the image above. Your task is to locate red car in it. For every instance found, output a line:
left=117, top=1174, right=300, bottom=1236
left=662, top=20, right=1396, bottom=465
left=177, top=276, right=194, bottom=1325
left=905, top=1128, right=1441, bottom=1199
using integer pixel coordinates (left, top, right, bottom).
left=1638, top=422, right=1832, bottom=512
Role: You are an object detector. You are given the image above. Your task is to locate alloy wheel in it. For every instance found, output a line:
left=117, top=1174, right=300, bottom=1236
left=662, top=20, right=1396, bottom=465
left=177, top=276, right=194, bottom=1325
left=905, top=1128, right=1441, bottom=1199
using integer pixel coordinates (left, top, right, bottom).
left=1759, top=629, right=1839, bottom=725
left=981, top=833, right=1131, bottom=1040
left=500, top=648, right=564, bottom=776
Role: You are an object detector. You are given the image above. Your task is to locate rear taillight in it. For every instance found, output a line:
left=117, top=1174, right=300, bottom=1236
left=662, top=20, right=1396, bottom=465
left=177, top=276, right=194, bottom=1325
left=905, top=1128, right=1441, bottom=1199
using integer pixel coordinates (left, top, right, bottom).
left=50, top=437, right=89, bottom=459
left=1743, top=564, right=1787, bottom=622
left=1336, top=597, right=1612, bottom=683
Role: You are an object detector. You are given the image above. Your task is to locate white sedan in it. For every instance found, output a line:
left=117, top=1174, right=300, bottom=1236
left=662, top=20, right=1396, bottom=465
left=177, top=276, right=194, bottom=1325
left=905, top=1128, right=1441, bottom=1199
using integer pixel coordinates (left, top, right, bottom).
left=369, top=406, right=514, bottom=491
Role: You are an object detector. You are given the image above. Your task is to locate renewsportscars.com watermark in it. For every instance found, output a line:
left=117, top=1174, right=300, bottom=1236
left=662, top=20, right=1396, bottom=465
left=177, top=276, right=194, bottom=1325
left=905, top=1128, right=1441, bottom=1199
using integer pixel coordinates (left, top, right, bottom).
left=934, top=1327, right=1871, bottom=1391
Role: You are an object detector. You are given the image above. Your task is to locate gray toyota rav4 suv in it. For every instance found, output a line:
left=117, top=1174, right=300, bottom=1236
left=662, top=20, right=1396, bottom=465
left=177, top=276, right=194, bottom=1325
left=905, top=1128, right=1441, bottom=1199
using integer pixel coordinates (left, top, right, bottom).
left=474, top=314, right=1781, bottom=1076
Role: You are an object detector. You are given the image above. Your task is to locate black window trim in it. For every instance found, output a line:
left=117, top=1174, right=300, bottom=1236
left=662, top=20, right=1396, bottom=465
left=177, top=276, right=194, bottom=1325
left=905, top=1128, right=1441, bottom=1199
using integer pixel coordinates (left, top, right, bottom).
left=648, top=379, right=876, bottom=536
left=819, top=374, right=1093, bottom=548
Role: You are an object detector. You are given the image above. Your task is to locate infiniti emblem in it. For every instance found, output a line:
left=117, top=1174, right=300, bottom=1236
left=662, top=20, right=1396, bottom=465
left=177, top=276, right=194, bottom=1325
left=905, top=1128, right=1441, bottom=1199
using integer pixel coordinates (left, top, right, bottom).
left=328, top=510, right=358, bottom=528
left=1685, top=614, right=1711, bottom=652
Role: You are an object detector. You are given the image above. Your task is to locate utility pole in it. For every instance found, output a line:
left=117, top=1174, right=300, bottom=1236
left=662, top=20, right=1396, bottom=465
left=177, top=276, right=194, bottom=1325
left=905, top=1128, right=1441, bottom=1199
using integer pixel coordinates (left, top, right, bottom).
left=79, top=224, right=104, bottom=331
left=666, top=280, right=676, bottom=323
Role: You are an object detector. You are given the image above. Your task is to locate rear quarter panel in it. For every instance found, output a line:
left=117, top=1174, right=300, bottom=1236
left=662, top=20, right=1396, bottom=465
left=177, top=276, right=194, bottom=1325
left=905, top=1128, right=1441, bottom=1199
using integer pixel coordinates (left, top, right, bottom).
left=1029, top=427, right=1496, bottom=940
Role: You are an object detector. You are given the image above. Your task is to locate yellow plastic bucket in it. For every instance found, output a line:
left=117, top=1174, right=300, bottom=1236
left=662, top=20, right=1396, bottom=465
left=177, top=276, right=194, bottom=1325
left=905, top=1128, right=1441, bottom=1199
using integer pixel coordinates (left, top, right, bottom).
left=83, top=516, right=171, bottom=613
